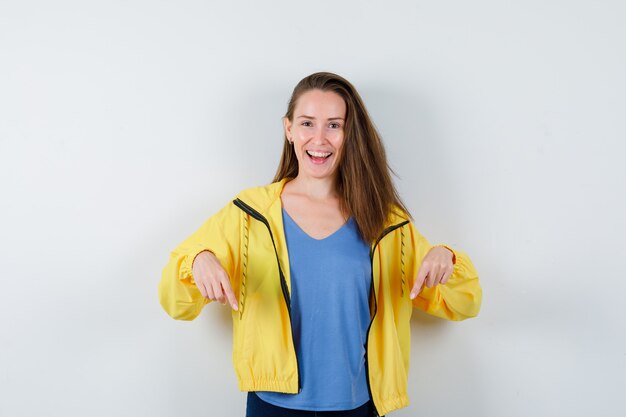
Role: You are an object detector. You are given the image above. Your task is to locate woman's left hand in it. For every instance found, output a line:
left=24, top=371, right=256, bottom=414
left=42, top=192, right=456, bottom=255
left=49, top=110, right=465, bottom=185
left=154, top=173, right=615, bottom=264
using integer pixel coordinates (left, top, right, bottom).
left=409, top=246, right=455, bottom=299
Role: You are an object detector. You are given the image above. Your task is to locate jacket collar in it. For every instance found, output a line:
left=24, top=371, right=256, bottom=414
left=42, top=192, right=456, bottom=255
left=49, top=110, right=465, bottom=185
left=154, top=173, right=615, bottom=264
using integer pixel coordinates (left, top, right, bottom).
left=235, top=177, right=411, bottom=239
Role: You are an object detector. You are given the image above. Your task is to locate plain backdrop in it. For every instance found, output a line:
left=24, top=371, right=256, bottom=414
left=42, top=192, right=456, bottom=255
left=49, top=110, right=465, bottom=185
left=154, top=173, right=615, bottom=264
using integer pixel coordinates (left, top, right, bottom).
left=1, top=1, right=624, bottom=416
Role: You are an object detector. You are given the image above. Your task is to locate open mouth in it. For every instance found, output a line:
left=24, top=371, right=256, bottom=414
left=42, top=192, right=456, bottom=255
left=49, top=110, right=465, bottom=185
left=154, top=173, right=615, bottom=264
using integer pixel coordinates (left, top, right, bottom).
left=306, top=150, right=333, bottom=164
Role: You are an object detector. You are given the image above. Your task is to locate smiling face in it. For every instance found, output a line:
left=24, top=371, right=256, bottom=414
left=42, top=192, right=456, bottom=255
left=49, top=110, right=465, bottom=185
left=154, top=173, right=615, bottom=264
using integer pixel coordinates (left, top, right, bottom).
left=283, top=89, right=347, bottom=182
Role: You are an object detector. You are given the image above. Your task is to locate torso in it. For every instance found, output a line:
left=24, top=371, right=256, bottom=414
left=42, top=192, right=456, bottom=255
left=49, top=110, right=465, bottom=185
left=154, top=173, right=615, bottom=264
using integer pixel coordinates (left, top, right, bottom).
left=258, top=180, right=372, bottom=410
left=280, top=179, right=350, bottom=240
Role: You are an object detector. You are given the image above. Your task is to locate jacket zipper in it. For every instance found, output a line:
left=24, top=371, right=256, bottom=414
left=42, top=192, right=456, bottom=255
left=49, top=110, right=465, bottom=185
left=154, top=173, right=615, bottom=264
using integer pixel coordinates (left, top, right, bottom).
left=364, top=220, right=410, bottom=417
left=232, top=198, right=303, bottom=393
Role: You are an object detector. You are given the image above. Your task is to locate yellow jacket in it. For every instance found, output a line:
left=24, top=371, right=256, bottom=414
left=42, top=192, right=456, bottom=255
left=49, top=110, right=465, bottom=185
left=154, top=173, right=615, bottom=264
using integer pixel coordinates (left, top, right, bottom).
left=158, top=177, right=482, bottom=416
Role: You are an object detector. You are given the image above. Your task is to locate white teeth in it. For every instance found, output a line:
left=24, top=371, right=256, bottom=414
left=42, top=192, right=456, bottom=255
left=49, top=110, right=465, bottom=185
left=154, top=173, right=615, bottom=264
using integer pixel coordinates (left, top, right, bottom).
left=307, top=150, right=332, bottom=158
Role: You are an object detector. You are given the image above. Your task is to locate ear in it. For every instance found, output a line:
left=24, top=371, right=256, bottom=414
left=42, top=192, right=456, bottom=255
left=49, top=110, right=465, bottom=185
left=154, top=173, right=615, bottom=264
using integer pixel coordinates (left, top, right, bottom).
left=283, top=117, right=292, bottom=140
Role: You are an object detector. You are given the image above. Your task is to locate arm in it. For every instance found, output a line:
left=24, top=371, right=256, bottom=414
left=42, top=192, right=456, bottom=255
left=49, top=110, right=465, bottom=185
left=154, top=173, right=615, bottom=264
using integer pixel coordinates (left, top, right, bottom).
left=157, top=199, right=241, bottom=321
left=408, top=222, right=482, bottom=321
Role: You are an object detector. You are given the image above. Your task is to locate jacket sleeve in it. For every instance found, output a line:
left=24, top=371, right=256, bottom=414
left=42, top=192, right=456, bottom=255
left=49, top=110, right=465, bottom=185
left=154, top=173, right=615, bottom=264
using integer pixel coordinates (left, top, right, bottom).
left=408, top=222, right=482, bottom=321
left=158, top=199, right=241, bottom=321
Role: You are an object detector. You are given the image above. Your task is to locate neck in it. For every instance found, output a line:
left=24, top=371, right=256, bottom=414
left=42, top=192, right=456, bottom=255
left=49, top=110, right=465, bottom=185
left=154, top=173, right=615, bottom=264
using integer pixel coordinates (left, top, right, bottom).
left=288, top=173, right=339, bottom=201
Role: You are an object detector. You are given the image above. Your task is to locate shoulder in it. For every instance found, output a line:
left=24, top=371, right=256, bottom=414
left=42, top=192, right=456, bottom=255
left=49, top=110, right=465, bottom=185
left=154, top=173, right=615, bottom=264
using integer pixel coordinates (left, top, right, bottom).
left=386, top=202, right=411, bottom=225
left=234, top=178, right=286, bottom=213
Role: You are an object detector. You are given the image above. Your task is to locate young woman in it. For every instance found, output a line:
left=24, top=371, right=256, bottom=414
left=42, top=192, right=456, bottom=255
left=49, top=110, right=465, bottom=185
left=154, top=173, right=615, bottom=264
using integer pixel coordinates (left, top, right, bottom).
left=158, top=72, right=482, bottom=417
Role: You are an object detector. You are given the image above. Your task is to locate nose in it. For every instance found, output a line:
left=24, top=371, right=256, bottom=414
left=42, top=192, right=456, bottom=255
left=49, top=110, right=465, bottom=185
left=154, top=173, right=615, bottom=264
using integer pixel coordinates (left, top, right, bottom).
left=311, top=125, right=327, bottom=143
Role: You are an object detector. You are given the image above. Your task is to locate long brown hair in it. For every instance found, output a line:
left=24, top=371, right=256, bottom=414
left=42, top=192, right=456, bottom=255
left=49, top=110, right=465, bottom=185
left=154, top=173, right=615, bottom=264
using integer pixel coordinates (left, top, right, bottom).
left=272, top=71, right=413, bottom=243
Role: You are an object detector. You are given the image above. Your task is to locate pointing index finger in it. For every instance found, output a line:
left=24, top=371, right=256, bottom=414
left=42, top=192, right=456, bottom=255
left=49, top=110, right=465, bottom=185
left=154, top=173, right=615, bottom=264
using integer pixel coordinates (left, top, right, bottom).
left=221, top=277, right=239, bottom=311
left=410, top=265, right=428, bottom=299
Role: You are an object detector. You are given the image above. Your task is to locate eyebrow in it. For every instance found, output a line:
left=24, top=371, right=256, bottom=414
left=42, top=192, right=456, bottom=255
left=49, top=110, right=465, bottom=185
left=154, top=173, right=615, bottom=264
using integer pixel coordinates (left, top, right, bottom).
left=296, top=115, right=344, bottom=121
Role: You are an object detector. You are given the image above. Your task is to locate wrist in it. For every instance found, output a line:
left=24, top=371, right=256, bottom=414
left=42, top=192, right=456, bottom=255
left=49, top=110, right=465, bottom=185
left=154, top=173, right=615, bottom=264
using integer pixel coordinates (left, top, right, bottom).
left=435, top=244, right=456, bottom=265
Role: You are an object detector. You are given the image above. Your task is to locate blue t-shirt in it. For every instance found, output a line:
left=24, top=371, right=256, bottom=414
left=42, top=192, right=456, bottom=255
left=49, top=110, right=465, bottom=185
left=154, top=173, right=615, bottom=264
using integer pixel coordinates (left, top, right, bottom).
left=255, top=207, right=372, bottom=411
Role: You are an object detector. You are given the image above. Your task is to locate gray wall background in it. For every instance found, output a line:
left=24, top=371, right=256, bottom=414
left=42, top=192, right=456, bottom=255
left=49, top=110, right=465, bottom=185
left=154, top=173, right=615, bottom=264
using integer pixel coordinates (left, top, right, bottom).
left=1, top=1, right=624, bottom=416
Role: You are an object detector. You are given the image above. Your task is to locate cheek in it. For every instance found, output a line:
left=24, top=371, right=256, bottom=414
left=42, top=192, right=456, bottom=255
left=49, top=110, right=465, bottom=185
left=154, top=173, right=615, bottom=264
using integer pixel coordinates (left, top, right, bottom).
left=294, top=144, right=305, bottom=160
left=292, top=126, right=307, bottom=139
left=331, top=134, right=345, bottom=153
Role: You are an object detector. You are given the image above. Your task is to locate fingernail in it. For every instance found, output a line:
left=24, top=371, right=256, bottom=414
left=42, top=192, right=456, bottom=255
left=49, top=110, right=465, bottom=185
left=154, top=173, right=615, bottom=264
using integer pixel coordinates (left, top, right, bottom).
left=410, top=291, right=416, bottom=299
left=233, top=303, right=238, bottom=311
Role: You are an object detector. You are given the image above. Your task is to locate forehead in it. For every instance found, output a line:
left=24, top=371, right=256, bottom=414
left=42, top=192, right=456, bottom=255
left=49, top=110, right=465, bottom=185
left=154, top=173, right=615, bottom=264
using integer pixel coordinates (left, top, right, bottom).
left=295, top=89, right=346, bottom=117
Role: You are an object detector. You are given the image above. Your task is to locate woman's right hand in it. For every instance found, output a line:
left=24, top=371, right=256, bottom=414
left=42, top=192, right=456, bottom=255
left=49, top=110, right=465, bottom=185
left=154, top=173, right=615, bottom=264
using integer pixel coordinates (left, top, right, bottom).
left=192, top=250, right=239, bottom=311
